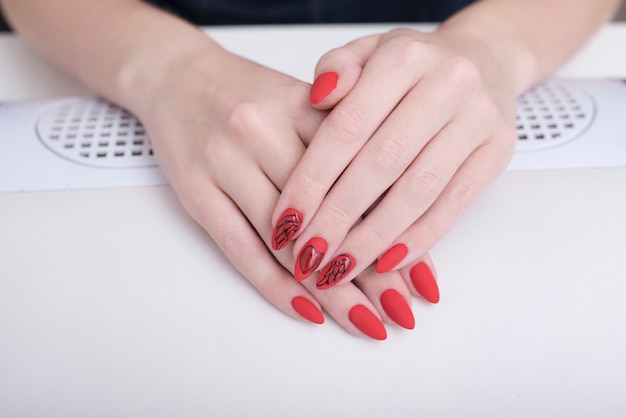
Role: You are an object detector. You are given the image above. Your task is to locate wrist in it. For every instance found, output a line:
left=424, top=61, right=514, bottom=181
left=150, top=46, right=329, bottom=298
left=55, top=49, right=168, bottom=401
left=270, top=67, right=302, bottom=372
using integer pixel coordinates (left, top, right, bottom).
left=114, top=25, right=224, bottom=118
left=436, top=13, right=539, bottom=97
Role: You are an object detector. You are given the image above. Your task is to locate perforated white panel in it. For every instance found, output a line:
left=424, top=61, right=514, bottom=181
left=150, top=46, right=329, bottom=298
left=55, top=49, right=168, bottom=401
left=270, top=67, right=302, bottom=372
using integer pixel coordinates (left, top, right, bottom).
left=515, top=80, right=595, bottom=151
left=37, top=98, right=155, bottom=168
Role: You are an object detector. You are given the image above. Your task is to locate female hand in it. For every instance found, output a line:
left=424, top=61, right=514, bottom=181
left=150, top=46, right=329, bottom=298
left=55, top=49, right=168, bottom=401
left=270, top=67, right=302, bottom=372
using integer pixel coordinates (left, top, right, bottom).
left=272, top=27, right=518, bottom=289
left=127, top=40, right=433, bottom=339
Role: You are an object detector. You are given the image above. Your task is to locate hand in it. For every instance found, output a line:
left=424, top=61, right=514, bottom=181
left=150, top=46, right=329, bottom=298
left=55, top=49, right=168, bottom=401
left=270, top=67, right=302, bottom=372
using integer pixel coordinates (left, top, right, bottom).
left=272, top=27, right=516, bottom=290
left=127, top=42, right=429, bottom=339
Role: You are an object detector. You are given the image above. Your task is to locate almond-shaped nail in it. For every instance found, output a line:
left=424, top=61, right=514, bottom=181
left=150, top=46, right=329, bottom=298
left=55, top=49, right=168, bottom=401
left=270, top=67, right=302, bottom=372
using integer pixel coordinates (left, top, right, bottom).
left=292, top=296, right=324, bottom=324
left=295, top=237, right=327, bottom=281
left=310, top=72, right=338, bottom=104
left=410, top=262, right=440, bottom=304
left=316, top=254, right=355, bottom=290
left=376, top=243, right=408, bottom=273
left=349, top=305, right=387, bottom=340
left=380, top=289, right=415, bottom=330
left=271, top=208, right=303, bottom=251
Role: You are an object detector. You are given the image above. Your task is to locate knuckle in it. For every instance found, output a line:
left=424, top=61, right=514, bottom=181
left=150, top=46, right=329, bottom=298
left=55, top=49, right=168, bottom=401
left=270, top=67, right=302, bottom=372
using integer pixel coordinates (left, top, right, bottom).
left=361, top=227, right=388, bottom=249
left=369, top=135, right=411, bottom=176
left=380, top=33, right=426, bottom=67
left=218, top=228, right=248, bottom=262
left=326, top=103, right=366, bottom=144
left=414, top=220, right=439, bottom=249
left=326, top=202, right=357, bottom=227
left=406, top=170, right=442, bottom=202
left=228, top=101, right=267, bottom=139
left=448, top=181, right=475, bottom=213
left=293, top=169, right=328, bottom=196
left=445, top=56, right=482, bottom=90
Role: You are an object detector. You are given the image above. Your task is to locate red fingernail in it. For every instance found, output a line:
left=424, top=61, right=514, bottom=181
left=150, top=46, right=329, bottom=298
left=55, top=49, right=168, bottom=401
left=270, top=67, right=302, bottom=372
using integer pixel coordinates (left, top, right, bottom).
left=380, top=289, right=415, bottom=330
left=272, top=208, right=303, bottom=251
left=410, top=262, right=440, bottom=304
left=376, top=243, right=408, bottom=273
left=295, top=237, right=327, bottom=281
left=310, top=72, right=338, bottom=104
left=349, top=305, right=387, bottom=340
left=292, top=296, right=325, bottom=324
left=316, top=254, right=355, bottom=290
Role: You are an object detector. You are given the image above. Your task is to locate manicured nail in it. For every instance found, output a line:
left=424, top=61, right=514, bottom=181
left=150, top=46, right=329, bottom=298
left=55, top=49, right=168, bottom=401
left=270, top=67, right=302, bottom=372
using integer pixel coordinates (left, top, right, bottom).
left=291, top=296, right=324, bottom=324
left=316, top=254, right=355, bottom=290
left=295, top=237, right=327, bottom=281
left=376, top=243, right=408, bottom=273
left=310, top=72, right=338, bottom=104
left=349, top=305, right=387, bottom=340
left=410, top=262, right=440, bottom=304
left=380, top=289, right=415, bottom=330
left=272, top=208, right=303, bottom=251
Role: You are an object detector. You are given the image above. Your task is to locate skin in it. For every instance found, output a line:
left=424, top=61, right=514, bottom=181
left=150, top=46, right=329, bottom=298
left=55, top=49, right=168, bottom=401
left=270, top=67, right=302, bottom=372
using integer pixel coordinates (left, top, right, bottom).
left=1, top=0, right=619, bottom=335
left=273, top=0, right=621, bottom=288
left=0, top=0, right=434, bottom=338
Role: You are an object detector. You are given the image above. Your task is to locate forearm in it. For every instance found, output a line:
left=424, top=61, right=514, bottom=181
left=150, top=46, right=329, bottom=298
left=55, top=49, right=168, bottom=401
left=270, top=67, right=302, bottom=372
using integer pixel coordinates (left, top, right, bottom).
left=0, top=0, right=223, bottom=111
left=438, top=0, right=621, bottom=94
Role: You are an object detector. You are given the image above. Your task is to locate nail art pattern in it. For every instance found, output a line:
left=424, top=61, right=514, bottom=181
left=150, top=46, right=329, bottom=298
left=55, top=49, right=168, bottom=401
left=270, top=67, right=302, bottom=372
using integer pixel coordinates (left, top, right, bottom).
left=295, top=237, right=327, bottom=281
left=317, top=254, right=355, bottom=289
left=272, top=209, right=303, bottom=251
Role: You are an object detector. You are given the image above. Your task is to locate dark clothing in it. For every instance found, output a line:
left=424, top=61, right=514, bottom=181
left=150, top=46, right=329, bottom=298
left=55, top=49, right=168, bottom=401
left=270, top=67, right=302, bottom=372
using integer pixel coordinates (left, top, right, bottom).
left=0, top=0, right=474, bottom=32
left=144, top=0, right=474, bottom=25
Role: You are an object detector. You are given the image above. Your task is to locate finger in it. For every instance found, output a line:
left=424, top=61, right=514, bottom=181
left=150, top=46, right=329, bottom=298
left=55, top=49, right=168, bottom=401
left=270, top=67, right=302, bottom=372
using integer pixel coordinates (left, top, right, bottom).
left=192, top=181, right=325, bottom=325
left=293, top=65, right=472, bottom=286
left=309, top=34, right=380, bottom=107
left=272, top=37, right=430, bottom=251
left=224, top=101, right=313, bottom=189
left=299, top=275, right=389, bottom=340
left=220, top=156, right=390, bottom=340
left=381, top=134, right=513, bottom=273
left=352, top=264, right=416, bottom=330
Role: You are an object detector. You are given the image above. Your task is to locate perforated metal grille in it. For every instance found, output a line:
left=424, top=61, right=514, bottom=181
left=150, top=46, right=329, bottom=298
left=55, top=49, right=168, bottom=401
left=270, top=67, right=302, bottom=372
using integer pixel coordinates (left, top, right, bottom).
left=515, top=80, right=594, bottom=151
left=37, top=98, right=155, bottom=168
left=35, top=81, right=595, bottom=167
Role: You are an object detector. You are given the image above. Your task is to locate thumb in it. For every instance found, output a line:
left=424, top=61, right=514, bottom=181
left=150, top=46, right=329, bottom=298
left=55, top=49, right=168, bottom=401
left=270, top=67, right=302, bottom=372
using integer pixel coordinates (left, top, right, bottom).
left=309, top=34, right=380, bottom=108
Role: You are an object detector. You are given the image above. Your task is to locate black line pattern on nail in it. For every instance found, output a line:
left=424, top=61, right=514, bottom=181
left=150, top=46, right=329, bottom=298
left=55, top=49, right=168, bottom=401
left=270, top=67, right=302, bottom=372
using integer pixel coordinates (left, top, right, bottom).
left=317, top=255, right=352, bottom=288
left=273, top=211, right=302, bottom=250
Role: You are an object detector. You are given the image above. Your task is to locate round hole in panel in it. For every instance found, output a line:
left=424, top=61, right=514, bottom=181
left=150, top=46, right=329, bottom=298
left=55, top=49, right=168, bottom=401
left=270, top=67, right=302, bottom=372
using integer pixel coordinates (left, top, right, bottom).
left=37, top=98, right=156, bottom=168
left=515, top=80, right=595, bottom=151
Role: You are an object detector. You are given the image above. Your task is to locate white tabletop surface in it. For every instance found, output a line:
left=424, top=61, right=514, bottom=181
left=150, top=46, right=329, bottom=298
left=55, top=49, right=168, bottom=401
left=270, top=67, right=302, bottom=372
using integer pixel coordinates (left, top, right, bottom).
left=1, top=24, right=626, bottom=417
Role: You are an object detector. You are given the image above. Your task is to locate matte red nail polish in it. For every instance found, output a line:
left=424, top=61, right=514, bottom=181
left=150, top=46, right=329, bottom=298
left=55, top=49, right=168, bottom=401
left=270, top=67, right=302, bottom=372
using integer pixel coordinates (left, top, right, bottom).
left=272, top=208, right=303, bottom=251
left=292, top=296, right=324, bottom=324
left=295, top=237, right=327, bottom=281
left=410, top=262, right=440, bottom=304
left=316, top=254, right=355, bottom=290
left=380, top=289, right=415, bottom=330
left=376, top=243, right=408, bottom=273
left=310, top=72, right=338, bottom=104
left=349, top=305, right=387, bottom=340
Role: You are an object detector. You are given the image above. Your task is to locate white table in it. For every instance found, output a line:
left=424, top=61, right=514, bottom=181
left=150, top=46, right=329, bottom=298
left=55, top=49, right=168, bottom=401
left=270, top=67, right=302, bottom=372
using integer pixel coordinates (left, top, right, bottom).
left=1, top=24, right=625, bottom=417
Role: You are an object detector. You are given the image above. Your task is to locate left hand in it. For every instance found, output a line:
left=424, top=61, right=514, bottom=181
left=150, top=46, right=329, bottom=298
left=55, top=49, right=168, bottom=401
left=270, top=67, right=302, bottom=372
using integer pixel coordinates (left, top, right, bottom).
left=271, top=27, right=517, bottom=289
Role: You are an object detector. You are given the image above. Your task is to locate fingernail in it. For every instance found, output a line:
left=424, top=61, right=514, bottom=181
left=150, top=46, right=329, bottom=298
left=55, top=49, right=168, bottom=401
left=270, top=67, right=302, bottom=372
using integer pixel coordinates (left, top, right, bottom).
left=380, top=289, right=415, bottom=330
left=295, top=237, right=327, bottom=281
left=376, top=243, right=408, bottom=273
left=410, top=262, right=440, bottom=304
left=291, top=296, right=325, bottom=324
left=349, top=305, right=387, bottom=340
left=272, top=208, right=303, bottom=251
left=310, top=72, right=338, bottom=104
left=316, top=254, right=355, bottom=290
